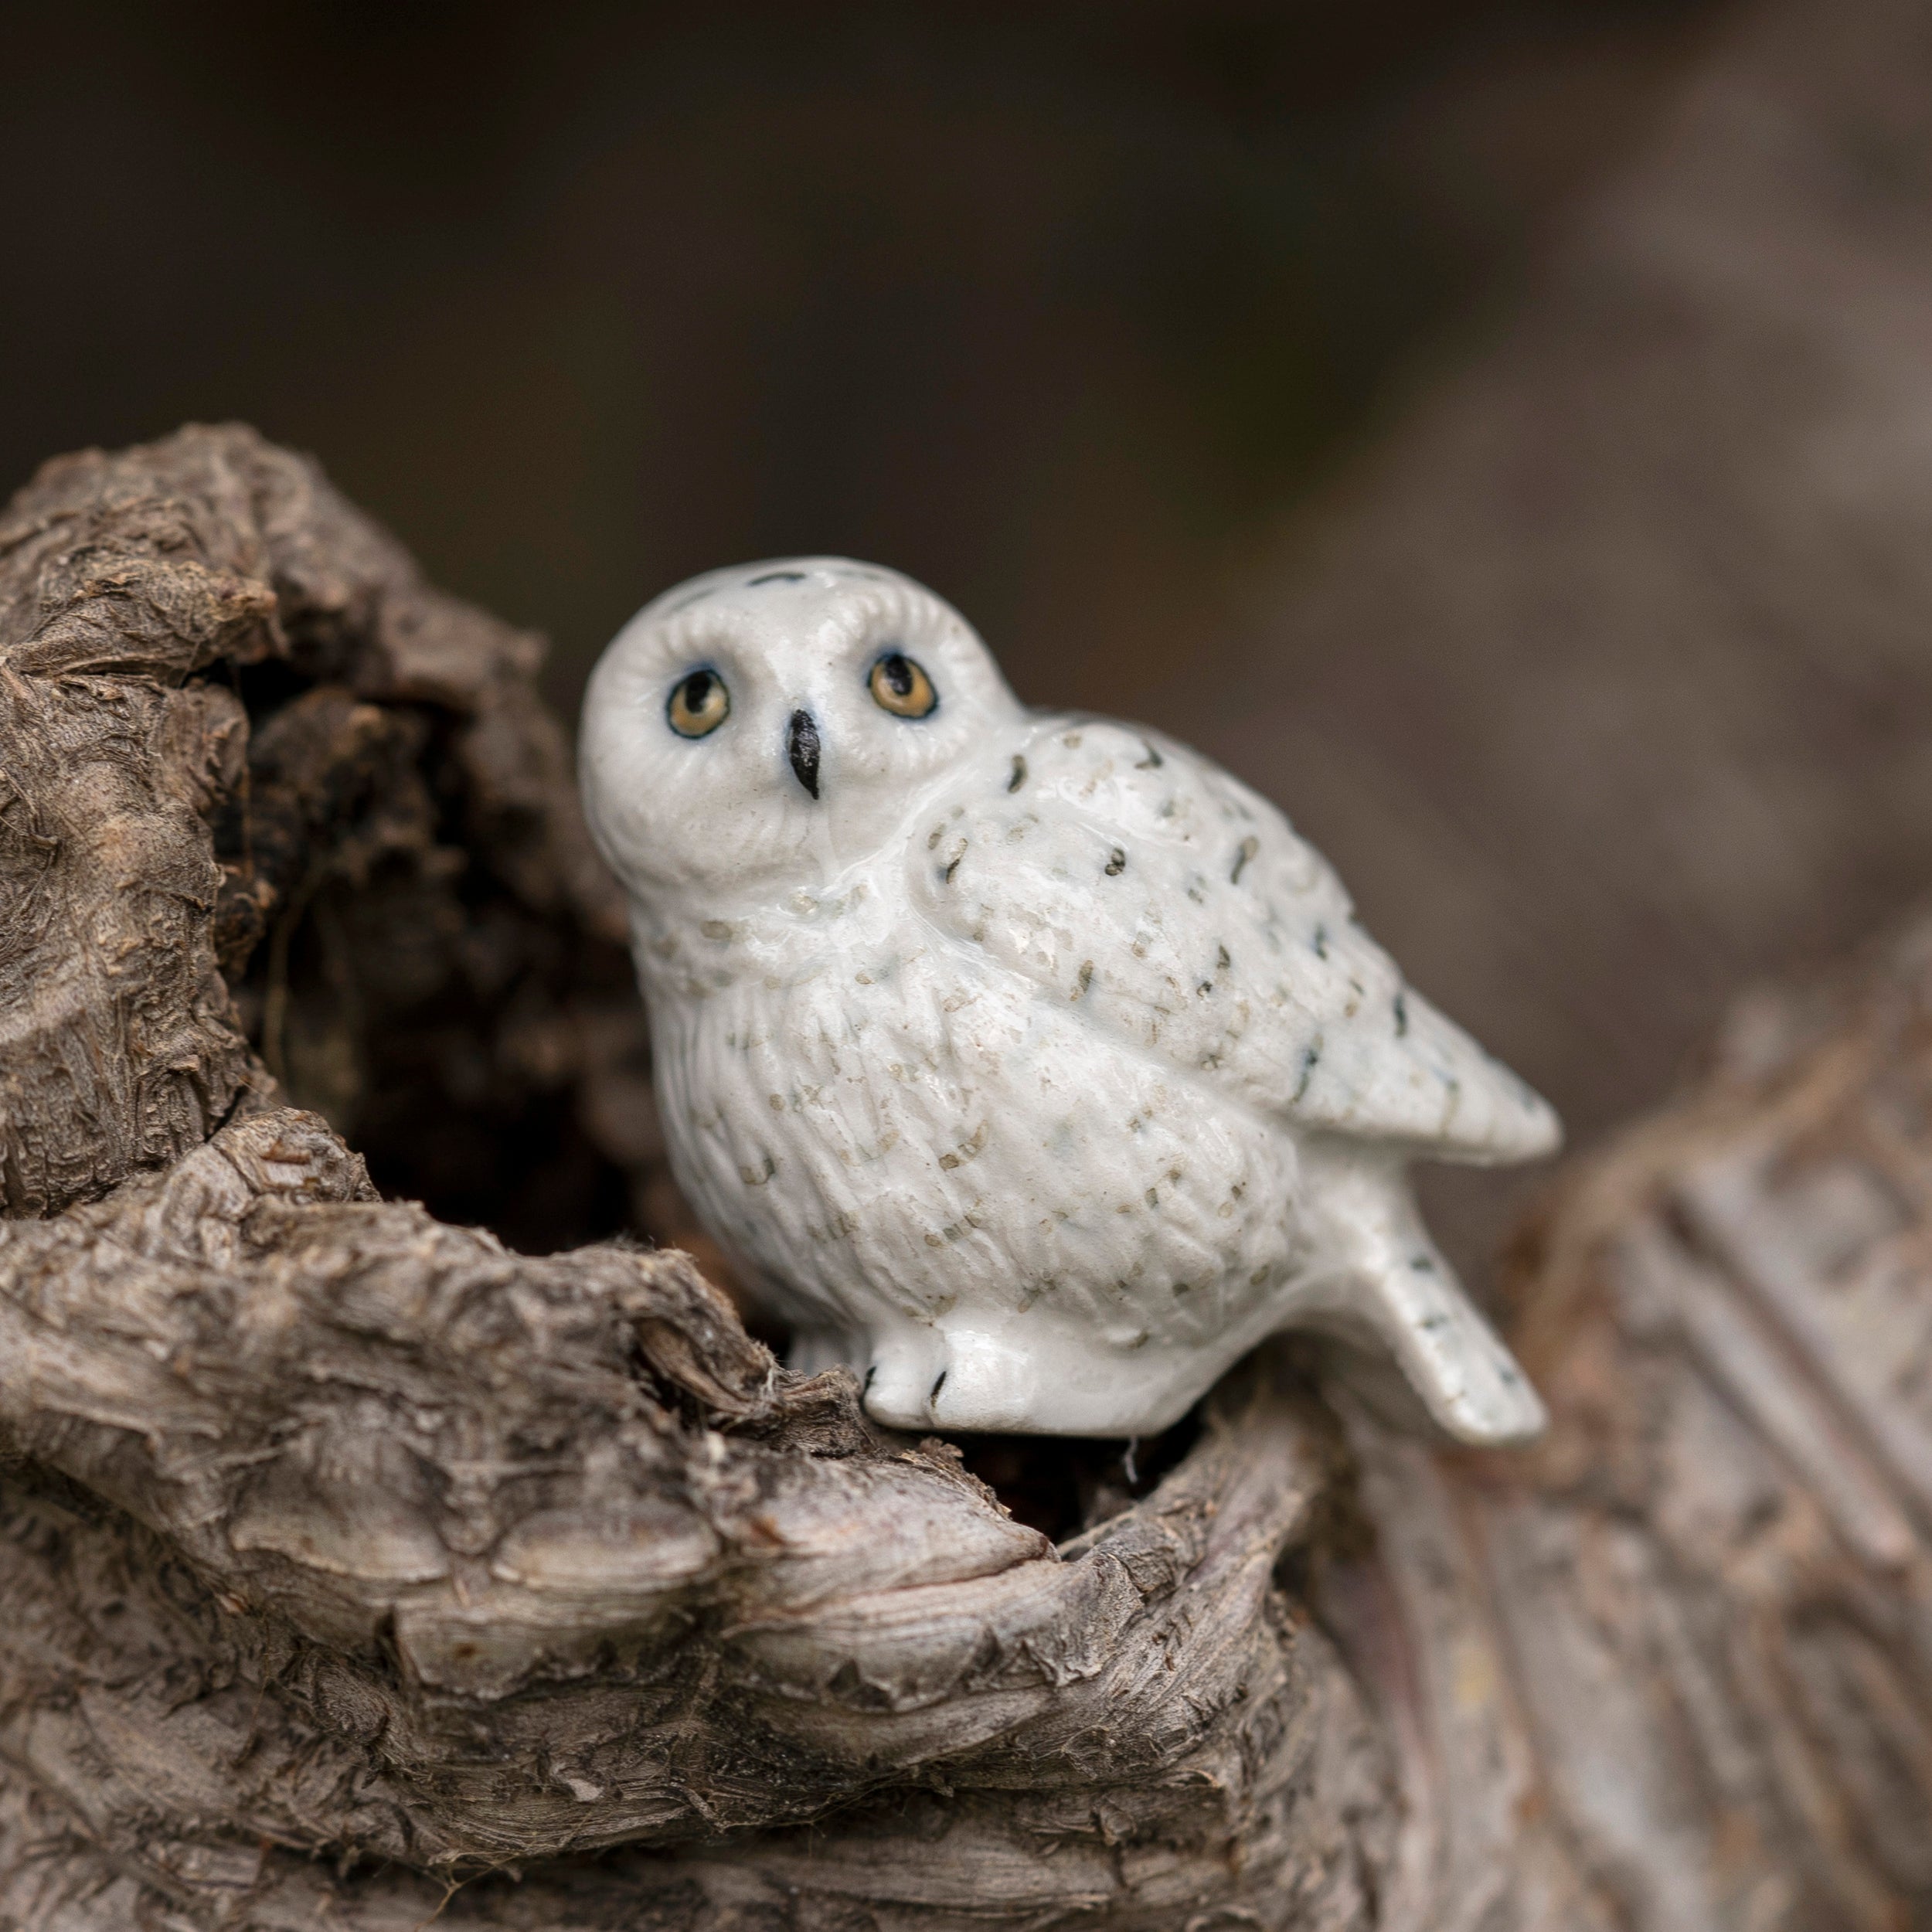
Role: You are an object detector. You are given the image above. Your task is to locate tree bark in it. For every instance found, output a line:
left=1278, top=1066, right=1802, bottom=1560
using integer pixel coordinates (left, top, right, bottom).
left=0, top=422, right=1926, bottom=1930
left=7, top=0, right=1932, bottom=1903
left=0, top=426, right=1396, bottom=1930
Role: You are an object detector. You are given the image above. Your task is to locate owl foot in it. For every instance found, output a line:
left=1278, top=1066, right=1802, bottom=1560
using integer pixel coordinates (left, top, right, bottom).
left=862, top=1325, right=1043, bottom=1434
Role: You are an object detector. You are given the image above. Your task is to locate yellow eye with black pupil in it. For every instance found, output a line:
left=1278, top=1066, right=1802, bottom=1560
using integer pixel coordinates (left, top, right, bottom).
left=869, top=651, right=937, bottom=719
left=668, top=668, right=729, bottom=737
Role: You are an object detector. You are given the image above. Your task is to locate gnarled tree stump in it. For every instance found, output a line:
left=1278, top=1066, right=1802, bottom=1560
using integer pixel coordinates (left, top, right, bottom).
left=0, top=425, right=1926, bottom=1932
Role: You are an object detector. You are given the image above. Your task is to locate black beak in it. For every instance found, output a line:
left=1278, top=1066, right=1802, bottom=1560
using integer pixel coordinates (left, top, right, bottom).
left=787, top=708, right=821, bottom=799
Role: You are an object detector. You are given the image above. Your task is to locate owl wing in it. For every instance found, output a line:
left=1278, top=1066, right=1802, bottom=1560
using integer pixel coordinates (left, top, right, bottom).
left=907, top=714, right=1558, bottom=1162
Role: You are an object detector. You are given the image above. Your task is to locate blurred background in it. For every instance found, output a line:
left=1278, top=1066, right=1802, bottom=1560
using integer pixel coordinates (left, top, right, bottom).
left=12, top=0, right=1932, bottom=1278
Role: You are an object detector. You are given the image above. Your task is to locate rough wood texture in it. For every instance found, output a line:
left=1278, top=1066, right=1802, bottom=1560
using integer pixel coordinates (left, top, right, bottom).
left=1372, top=937, right=1932, bottom=1932
left=0, top=426, right=1396, bottom=1930
left=0, top=420, right=1927, bottom=1929
left=0, top=1101, right=1388, bottom=1920
left=15, top=4, right=1932, bottom=1893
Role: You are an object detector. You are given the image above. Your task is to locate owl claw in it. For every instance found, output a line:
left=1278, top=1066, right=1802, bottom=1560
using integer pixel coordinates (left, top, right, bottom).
left=861, top=1325, right=1043, bottom=1434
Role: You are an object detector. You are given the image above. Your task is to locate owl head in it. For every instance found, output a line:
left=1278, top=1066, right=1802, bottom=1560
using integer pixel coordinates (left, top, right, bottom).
left=580, top=558, right=1023, bottom=900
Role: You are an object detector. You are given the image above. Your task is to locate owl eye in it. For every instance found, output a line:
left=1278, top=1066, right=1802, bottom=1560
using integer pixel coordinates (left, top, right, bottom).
left=667, top=668, right=730, bottom=738
left=868, top=651, right=937, bottom=719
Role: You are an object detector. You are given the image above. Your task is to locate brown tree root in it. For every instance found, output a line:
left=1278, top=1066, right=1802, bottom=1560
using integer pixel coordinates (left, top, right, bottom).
left=0, top=426, right=1927, bottom=1930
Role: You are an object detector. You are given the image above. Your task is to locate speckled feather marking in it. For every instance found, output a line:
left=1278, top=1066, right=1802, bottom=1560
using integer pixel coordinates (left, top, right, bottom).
left=583, top=558, right=1557, bottom=1440
left=912, top=715, right=1557, bottom=1162
left=648, top=905, right=1304, bottom=1352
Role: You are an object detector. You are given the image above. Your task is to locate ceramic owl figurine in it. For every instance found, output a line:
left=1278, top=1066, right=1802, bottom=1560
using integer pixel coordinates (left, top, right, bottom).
left=580, top=559, right=1560, bottom=1443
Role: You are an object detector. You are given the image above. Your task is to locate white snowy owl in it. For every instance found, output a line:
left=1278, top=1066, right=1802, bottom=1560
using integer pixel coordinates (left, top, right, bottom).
left=580, top=558, right=1560, bottom=1443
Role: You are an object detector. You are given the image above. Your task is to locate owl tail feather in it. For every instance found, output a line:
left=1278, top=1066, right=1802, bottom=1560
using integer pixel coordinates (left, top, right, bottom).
left=1343, top=1244, right=1547, bottom=1447
left=1291, top=1149, right=1547, bottom=1447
